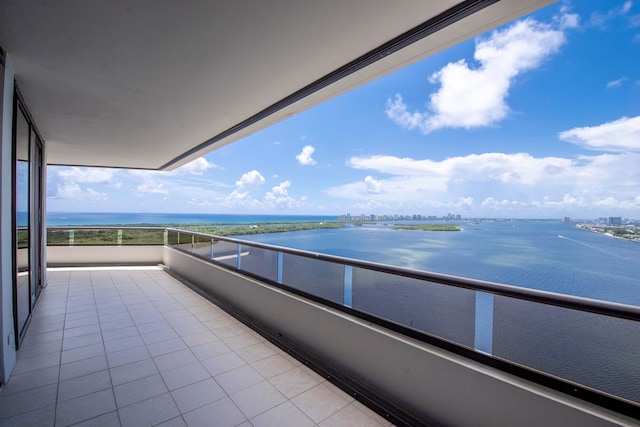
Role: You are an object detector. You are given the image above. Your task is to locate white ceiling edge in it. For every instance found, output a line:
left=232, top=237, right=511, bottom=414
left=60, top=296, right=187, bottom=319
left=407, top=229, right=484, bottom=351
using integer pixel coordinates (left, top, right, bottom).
left=165, top=0, right=555, bottom=171
left=2, top=0, right=556, bottom=170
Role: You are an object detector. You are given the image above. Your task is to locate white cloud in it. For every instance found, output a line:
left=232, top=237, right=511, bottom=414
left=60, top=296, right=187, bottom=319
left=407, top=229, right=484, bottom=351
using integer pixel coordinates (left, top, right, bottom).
left=270, top=180, right=291, bottom=197
left=126, top=170, right=170, bottom=196
left=386, top=17, right=566, bottom=133
left=606, top=77, right=626, bottom=88
left=86, top=188, right=107, bottom=200
left=221, top=173, right=307, bottom=211
left=364, top=176, right=382, bottom=194
left=326, top=151, right=640, bottom=216
left=176, top=157, right=217, bottom=175
left=235, top=170, right=265, bottom=189
left=57, top=167, right=117, bottom=183
left=558, top=115, right=640, bottom=152
left=49, top=166, right=119, bottom=201
left=56, top=182, right=82, bottom=199
left=590, top=1, right=633, bottom=27
left=265, top=181, right=301, bottom=209
left=137, top=181, right=168, bottom=195
left=223, top=170, right=267, bottom=208
left=296, top=145, right=317, bottom=165
left=556, top=4, right=580, bottom=30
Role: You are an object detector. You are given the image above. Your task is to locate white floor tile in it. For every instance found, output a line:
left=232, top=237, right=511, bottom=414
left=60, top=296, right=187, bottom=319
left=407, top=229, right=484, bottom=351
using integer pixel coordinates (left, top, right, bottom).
left=0, top=268, right=390, bottom=427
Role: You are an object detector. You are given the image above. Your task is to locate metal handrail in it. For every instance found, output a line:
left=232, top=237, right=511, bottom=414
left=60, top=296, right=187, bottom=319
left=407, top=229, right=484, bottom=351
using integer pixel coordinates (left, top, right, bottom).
left=47, top=226, right=166, bottom=231
left=166, top=227, right=640, bottom=322
left=46, top=226, right=640, bottom=321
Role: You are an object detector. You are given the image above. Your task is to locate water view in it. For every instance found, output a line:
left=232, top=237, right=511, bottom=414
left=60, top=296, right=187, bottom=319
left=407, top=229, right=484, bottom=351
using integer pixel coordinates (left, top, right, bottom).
left=48, top=212, right=640, bottom=306
left=237, top=219, right=640, bottom=306
left=233, top=218, right=640, bottom=403
left=47, top=212, right=640, bottom=403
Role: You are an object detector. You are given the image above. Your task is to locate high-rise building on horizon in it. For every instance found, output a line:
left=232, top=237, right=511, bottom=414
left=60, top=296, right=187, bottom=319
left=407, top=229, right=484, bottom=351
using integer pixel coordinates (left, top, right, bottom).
left=608, top=217, right=622, bottom=226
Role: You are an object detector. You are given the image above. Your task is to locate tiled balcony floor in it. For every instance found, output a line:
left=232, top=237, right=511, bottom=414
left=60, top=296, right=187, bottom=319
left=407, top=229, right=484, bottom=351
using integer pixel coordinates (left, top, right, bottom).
left=0, top=267, right=392, bottom=427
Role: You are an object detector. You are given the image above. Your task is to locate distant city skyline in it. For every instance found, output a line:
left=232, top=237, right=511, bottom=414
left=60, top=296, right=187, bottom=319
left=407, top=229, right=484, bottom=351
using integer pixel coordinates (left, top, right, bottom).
left=336, top=213, right=635, bottom=222
left=46, top=1, right=640, bottom=219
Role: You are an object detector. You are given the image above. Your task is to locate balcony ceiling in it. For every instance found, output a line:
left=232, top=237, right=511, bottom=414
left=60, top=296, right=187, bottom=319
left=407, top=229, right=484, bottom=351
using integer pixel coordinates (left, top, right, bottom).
left=0, top=0, right=552, bottom=170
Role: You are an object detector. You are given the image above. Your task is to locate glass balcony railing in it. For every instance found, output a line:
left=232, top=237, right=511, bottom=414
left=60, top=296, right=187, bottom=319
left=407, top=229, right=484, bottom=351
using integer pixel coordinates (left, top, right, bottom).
left=165, top=228, right=640, bottom=417
left=46, top=226, right=166, bottom=246
left=45, top=226, right=640, bottom=418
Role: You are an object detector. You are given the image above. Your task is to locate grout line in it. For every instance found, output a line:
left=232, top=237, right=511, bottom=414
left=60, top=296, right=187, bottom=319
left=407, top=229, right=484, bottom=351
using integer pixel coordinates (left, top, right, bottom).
left=12, top=268, right=391, bottom=427
left=52, top=269, right=72, bottom=426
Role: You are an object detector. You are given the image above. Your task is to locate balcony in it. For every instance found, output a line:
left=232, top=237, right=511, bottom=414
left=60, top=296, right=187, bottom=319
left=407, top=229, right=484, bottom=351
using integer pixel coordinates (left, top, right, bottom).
left=0, top=265, right=391, bottom=426
left=2, top=227, right=639, bottom=426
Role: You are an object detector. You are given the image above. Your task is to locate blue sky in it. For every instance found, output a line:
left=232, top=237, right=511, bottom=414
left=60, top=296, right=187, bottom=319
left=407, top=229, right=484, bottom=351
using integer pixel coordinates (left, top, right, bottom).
left=47, top=1, right=640, bottom=219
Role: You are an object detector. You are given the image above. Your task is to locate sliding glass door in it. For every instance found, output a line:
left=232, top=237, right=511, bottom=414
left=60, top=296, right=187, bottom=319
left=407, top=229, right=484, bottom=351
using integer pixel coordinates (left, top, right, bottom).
left=13, top=94, right=44, bottom=344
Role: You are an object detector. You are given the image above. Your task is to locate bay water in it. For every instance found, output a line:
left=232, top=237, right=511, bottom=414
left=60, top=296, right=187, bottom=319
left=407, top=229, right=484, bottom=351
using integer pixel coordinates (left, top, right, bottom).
left=238, top=220, right=640, bottom=306
left=47, top=212, right=640, bottom=305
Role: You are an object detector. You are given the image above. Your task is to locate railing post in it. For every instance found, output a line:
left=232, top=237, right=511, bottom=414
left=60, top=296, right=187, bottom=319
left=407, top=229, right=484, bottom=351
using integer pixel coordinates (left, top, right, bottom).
left=69, top=229, right=75, bottom=246
left=210, top=239, right=215, bottom=259
left=117, top=229, right=123, bottom=246
left=277, top=252, right=283, bottom=284
left=237, top=245, right=242, bottom=269
left=191, top=235, right=195, bottom=253
left=474, top=291, right=494, bottom=355
left=343, top=265, right=353, bottom=307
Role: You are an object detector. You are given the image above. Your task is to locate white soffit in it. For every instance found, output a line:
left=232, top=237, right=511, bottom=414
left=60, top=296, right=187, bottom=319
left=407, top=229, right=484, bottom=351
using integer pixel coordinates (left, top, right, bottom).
left=0, top=0, right=554, bottom=170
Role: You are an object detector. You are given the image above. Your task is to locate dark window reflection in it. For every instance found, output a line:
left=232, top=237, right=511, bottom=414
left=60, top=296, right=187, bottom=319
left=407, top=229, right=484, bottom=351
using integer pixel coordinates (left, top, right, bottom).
left=15, top=105, right=30, bottom=335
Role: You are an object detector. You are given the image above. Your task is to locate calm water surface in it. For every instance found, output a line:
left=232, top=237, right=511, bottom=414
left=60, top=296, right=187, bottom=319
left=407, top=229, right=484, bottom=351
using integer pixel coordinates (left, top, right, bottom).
left=239, top=220, right=640, bottom=305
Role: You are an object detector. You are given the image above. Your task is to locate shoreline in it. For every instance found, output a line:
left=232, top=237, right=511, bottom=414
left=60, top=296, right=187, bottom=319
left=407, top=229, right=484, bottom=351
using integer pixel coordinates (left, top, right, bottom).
left=575, top=224, right=640, bottom=243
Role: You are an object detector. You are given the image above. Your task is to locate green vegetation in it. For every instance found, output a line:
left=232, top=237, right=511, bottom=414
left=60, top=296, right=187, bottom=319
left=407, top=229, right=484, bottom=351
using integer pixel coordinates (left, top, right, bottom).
left=183, top=221, right=344, bottom=237
left=17, top=229, right=29, bottom=249
left=393, top=224, right=460, bottom=232
left=45, top=221, right=346, bottom=246
left=609, top=228, right=636, bottom=237
left=47, top=229, right=165, bottom=245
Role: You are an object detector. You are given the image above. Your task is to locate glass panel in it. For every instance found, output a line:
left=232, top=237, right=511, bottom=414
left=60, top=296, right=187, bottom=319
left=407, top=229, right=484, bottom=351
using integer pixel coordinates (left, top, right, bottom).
left=177, top=232, right=192, bottom=251
left=352, top=268, right=476, bottom=347
left=192, top=234, right=213, bottom=258
left=48, top=228, right=165, bottom=246
left=493, top=296, right=640, bottom=403
left=47, top=229, right=71, bottom=245
left=240, top=245, right=278, bottom=282
left=72, top=229, right=118, bottom=245
left=121, top=229, right=165, bottom=245
left=167, top=229, right=179, bottom=246
left=211, top=240, right=239, bottom=268
left=281, top=254, right=344, bottom=304
left=15, top=106, right=30, bottom=335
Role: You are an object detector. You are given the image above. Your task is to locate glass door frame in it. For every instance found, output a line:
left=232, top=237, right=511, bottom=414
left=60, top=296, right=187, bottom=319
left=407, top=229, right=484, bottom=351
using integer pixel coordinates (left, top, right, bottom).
left=12, top=86, right=45, bottom=347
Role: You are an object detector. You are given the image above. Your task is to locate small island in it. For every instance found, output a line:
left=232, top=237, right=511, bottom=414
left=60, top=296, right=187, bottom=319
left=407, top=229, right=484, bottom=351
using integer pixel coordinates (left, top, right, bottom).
left=392, top=224, right=460, bottom=231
